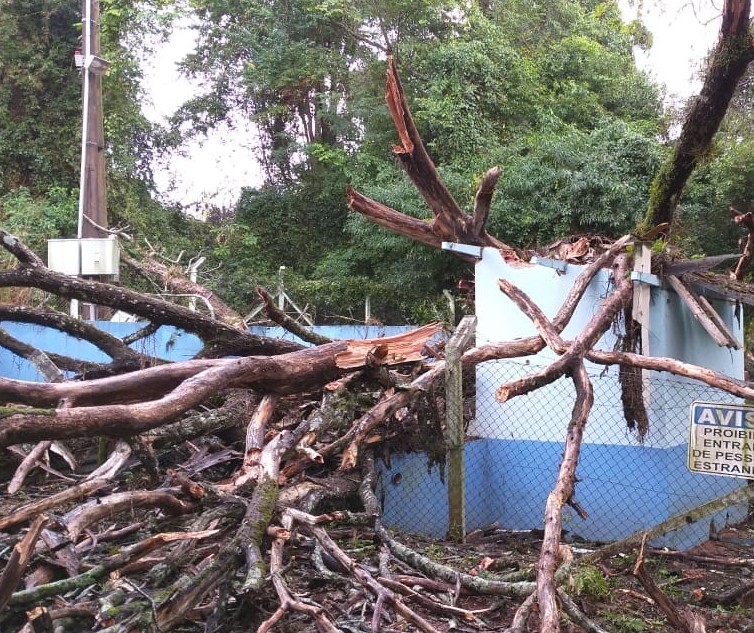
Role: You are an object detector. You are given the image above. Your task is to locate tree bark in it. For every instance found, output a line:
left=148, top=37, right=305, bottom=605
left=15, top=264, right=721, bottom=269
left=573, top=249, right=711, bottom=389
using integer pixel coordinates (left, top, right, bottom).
left=643, top=0, right=754, bottom=234
left=348, top=57, right=517, bottom=257
left=123, top=252, right=247, bottom=330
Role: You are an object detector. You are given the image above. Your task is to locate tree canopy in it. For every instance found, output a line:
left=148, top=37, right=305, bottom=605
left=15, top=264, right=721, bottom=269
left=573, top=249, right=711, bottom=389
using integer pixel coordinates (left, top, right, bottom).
left=4, top=0, right=754, bottom=321
left=170, top=0, right=667, bottom=321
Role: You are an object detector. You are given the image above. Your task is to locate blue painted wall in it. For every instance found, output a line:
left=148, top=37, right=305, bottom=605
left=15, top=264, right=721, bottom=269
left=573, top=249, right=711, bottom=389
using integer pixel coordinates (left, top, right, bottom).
left=0, top=322, right=412, bottom=382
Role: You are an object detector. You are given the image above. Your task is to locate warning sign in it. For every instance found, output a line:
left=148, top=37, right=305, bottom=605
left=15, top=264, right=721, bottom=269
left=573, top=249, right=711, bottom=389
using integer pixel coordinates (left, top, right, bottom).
left=688, top=401, right=754, bottom=479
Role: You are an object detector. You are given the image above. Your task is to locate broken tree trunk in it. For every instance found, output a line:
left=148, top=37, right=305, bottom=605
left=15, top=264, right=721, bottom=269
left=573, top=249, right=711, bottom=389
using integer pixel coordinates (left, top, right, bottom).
left=348, top=57, right=518, bottom=259
left=122, top=251, right=247, bottom=330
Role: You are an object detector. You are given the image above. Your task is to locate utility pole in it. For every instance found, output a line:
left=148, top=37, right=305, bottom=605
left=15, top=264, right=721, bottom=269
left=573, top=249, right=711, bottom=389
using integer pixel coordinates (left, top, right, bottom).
left=79, top=0, right=108, bottom=239
left=49, top=0, right=117, bottom=320
left=78, top=0, right=109, bottom=319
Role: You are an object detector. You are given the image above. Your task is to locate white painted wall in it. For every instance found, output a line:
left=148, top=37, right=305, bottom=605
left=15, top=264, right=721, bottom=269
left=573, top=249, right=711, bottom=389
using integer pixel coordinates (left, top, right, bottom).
left=472, top=247, right=744, bottom=449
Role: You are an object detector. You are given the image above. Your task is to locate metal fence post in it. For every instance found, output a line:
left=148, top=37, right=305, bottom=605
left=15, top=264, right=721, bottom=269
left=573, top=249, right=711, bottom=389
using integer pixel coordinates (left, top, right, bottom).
left=445, top=315, right=476, bottom=542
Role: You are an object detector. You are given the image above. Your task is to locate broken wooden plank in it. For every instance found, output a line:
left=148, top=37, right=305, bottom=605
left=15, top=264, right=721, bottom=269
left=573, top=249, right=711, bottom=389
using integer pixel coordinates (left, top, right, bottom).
left=445, top=315, right=476, bottom=543
left=663, top=253, right=740, bottom=276
left=686, top=272, right=754, bottom=307
left=632, top=243, right=653, bottom=356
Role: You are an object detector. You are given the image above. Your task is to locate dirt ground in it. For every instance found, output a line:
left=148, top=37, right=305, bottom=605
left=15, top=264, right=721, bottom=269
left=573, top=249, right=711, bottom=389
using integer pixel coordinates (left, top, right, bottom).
left=2, top=445, right=754, bottom=632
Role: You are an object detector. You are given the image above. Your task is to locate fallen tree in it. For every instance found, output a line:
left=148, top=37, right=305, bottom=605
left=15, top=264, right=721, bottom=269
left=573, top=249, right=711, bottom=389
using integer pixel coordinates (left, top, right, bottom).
left=4, top=8, right=754, bottom=631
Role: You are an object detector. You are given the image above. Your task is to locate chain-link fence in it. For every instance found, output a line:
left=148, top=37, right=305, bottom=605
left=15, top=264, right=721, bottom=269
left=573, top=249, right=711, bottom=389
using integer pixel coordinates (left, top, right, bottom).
left=378, top=358, right=751, bottom=549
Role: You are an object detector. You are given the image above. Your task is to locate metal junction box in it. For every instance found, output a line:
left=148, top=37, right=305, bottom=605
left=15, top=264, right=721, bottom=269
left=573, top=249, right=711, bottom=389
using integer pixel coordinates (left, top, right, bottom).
left=80, top=238, right=119, bottom=276
left=47, top=238, right=120, bottom=278
left=47, top=239, right=81, bottom=276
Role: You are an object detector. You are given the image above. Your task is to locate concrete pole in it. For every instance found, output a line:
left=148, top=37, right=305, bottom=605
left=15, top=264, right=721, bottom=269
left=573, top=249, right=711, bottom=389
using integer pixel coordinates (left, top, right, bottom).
left=79, top=0, right=108, bottom=240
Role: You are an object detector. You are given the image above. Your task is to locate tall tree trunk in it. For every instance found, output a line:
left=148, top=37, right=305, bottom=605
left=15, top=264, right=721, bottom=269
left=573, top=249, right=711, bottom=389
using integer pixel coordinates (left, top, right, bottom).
left=643, top=0, right=754, bottom=235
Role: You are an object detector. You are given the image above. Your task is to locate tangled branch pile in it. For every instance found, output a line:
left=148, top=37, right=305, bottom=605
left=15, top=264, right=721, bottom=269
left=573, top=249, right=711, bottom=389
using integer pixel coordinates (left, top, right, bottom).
left=4, top=33, right=754, bottom=630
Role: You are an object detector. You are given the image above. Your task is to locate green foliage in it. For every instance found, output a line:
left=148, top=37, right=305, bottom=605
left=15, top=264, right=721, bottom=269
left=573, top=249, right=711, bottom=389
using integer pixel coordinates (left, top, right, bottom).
left=175, top=0, right=666, bottom=321
left=601, top=611, right=647, bottom=633
left=571, top=565, right=610, bottom=600
left=490, top=119, right=665, bottom=246
left=0, top=187, right=77, bottom=254
left=234, top=177, right=349, bottom=274
left=202, top=219, right=269, bottom=310
left=411, top=33, right=541, bottom=165
left=3, top=0, right=672, bottom=321
left=0, top=0, right=82, bottom=195
left=0, top=0, right=197, bottom=271
left=680, top=137, right=754, bottom=256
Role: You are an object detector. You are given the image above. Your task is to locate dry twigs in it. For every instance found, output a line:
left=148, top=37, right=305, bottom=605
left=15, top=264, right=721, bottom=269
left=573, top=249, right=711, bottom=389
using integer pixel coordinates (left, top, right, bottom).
left=4, top=49, right=754, bottom=633
left=633, top=535, right=707, bottom=633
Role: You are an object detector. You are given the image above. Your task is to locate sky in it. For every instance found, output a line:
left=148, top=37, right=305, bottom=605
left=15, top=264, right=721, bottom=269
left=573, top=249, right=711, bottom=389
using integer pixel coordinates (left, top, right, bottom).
left=141, top=1, right=725, bottom=211
left=140, top=17, right=264, bottom=213
left=619, top=0, right=722, bottom=102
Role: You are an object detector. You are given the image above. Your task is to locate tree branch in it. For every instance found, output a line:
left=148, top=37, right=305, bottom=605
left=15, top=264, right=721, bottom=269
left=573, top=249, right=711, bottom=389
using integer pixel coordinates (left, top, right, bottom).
left=347, top=58, right=516, bottom=254
left=122, top=252, right=246, bottom=330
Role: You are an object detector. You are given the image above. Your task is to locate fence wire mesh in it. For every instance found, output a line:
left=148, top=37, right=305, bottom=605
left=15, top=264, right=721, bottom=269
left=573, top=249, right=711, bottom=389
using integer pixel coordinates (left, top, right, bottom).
left=379, top=359, right=751, bottom=548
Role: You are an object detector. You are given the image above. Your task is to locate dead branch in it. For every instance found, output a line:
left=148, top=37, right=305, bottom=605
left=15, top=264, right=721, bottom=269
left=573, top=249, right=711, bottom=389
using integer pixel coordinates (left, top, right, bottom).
left=0, top=515, right=47, bottom=611
left=147, top=391, right=252, bottom=447
left=256, top=286, right=333, bottom=345
left=496, top=253, right=632, bottom=403
left=7, top=441, right=53, bottom=494
left=472, top=166, right=502, bottom=238
left=633, top=535, right=707, bottom=633
left=337, top=363, right=443, bottom=470
left=62, top=489, right=193, bottom=542
left=7, top=530, right=219, bottom=609
left=557, top=589, right=612, bottom=633
left=0, top=343, right=346, bottom=445
left=334, top=321, right=443, bottom=368
left=121, top=321, right=160, bottom=345
left=258, top=513, right=339, bottom=633
left=230, top=394, right=278, bottom=490
left=465, top=235, right=633, bottom=366
left=586, top=347, right=754, bottom=401
left=582, top=483, right=754, bottom=565
left=241, top=429, right=295, bottom=590
left=0, top=329, right=63, bottom=382
left=21, top=606, right=55, bottom=633
left=704, top=577, right=754, bottom=607
left=0, top=304, right=143, bottom=364
left=731, top=206, right=754, bottom=280
left=287, top=507, right=442, bottom=633
left=141, top=430, right=314, bottom=631
left=348, top=58, right=516, bottom=256
left=503, top=590, right=537, bottom=633
left=347, top=186, right=442, bottom=249
left=8, top=398, right=76, bottom=495
left=538, top=362, right=594, bottom=633
left=0, top=440, right=130, bottom=531
left=359, top=452, right=537, bottom=596
left=0, top=328, right=436, bottom=448
left=0, top=230, right=45, bottom=266
left=0, top=479, right=107, bottom=532
left=0, top=231, right=301, bottom=358
left=122, top=252, right=246, bottom=329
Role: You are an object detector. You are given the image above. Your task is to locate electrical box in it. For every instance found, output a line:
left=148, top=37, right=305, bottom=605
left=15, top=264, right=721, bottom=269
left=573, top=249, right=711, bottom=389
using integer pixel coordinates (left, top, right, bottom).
left=47, top=239, right=81, bottom=276
left=47, top=238, right=120, bottom=278
left=80, top=238, right=119, bottom=276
